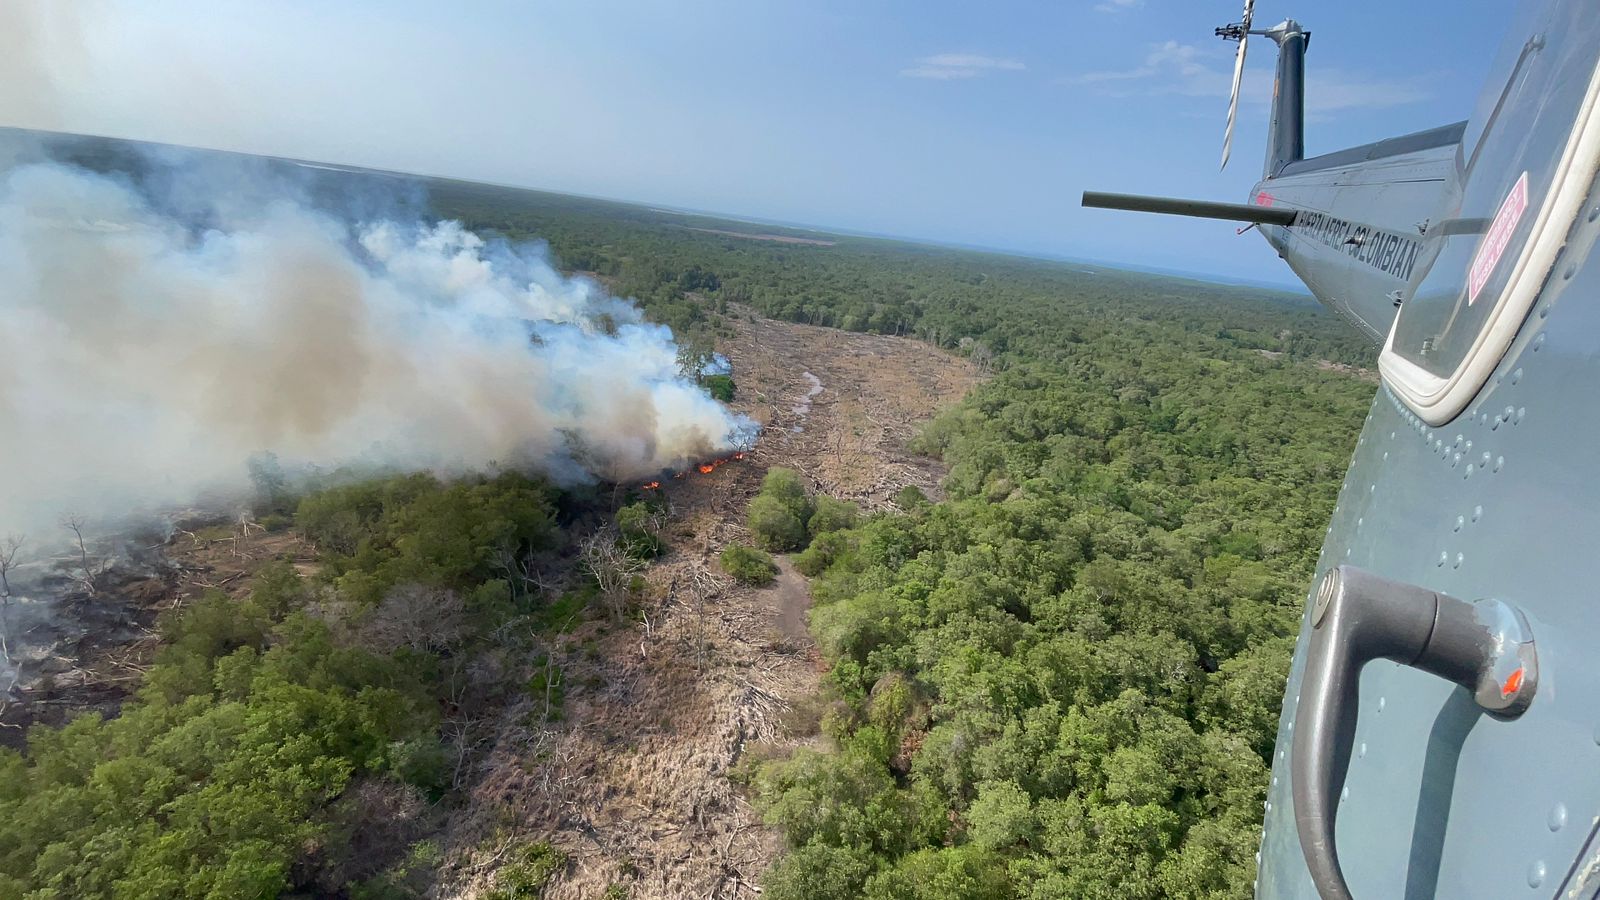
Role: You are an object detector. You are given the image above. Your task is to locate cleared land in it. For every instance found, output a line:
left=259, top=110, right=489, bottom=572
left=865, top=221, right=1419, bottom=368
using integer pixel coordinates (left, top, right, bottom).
left=436, top=309, right=979, bottom=899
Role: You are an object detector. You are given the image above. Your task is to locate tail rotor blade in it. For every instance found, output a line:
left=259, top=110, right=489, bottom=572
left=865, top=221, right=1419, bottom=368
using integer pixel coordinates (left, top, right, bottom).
left=1220, top=0, right=1254, bottom=171
left=1221, top=33, right=1247, bottom=169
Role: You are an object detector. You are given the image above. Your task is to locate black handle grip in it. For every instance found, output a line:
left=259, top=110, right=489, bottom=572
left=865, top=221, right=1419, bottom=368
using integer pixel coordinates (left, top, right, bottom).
left=1291, top=566, right=1538, bottom=899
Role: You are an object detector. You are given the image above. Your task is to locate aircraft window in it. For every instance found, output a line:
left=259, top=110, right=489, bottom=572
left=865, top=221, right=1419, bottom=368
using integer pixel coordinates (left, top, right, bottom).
left=1381, top=2, right=1600, bottom=425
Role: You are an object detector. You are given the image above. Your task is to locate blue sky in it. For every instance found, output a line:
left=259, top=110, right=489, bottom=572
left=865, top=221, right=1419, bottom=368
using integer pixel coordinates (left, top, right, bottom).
left=5, top=1, right=1513, bottom=285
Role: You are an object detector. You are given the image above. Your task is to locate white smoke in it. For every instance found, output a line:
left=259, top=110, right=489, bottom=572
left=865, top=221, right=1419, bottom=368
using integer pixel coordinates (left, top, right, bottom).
left=0, top=155, right=753, bottom=530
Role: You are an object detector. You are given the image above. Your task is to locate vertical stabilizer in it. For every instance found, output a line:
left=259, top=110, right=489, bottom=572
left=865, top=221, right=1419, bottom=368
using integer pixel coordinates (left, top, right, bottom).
left=1262, top=20, right=1308, bottom=177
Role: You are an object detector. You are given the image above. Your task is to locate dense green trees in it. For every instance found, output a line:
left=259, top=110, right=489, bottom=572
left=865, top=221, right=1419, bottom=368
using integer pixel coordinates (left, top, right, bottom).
left=748, top=346, right=1368, bottom=895
left=296, top=471, right=556, bottom=607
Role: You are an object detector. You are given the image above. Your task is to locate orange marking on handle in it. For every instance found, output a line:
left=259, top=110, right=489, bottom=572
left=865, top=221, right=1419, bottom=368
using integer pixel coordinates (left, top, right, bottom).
left=1501, top=667, right=1525, bottom=698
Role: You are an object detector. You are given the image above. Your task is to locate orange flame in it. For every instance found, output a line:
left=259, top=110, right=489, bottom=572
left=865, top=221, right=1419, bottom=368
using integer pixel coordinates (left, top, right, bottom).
left=638, top=451, right=749, bottom=490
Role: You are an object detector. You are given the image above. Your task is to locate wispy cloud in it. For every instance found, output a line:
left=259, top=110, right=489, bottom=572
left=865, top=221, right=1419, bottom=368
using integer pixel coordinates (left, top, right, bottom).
left=1093, top=0, right=1143, bottom=13
left=1064, top=40, right=1434, bottom=118
left=901, top=53, right=1025, bottom=80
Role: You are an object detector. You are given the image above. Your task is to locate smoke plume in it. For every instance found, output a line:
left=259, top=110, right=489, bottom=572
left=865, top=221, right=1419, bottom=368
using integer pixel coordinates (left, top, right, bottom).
left=0, top=150, right=753, bottom=530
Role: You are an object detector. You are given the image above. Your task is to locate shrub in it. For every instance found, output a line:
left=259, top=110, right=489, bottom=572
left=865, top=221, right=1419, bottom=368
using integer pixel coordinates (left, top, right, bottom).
left=721, top=543, right=778, bottom=585
left=893, top=485, right=929, bottom=509
left=616, top=502, right=665, bottom=557
left=793, top=545, right=829, bottom=577
left=486, top=843, right=565, bottom=899
left=701, top=374, right=736, bottom=402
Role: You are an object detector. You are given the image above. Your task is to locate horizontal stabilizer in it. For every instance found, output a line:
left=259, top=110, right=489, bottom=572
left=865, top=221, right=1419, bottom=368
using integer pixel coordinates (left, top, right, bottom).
left=1081, top=191, right=1298, bottom=226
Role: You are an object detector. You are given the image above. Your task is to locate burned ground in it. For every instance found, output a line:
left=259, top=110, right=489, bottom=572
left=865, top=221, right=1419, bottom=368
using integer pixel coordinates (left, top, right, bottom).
left=0, top=519, right=315, bottom=743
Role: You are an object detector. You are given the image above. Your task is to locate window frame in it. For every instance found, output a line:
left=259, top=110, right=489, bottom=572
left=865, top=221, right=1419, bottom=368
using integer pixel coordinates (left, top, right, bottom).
left=1379, top=60, right=1600, bottom=426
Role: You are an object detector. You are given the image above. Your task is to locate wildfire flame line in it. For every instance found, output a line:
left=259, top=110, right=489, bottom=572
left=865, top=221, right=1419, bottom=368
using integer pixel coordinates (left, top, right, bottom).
left=641, top=451, right=747, bottom=489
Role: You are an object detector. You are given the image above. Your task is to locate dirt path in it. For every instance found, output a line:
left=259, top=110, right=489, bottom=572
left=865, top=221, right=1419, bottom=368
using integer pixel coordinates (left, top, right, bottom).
left=766, top=557, right=811, bottom=646
left=442, top=312, right=980, bottom=899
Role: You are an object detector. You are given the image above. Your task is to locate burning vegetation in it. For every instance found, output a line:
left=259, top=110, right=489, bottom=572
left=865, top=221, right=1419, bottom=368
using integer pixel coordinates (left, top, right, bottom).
left=642, top=450, right=750, bottom=491
left=0, top=134, right=776, bottom=898
left=0, top=138, right=756, bottom=539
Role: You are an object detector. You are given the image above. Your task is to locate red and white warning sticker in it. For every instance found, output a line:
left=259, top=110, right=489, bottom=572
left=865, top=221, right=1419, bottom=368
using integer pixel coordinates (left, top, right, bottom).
left=1468, top=171, right=1530, bottom=306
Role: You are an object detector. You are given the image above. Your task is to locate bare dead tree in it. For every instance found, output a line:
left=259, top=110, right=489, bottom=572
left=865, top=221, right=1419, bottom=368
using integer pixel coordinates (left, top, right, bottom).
left=441, top=714, right=492, bottom=791
left=968, top=340, right=995, bottom=376
left=538, top=648, right=560, bottom=723
left=687, top=576, right=710, bottom=673
left=521, top=555, right=560, bottom=601
left=360, top=584, right=467, bottom=654
left=679, top=564, right=729, bottom=673
left=0, top=628, right=20, bottom=730
left=0, top=535, right=22, bottom=730
left=0, top=534, right=22, bottom=599
left=494, top=543, right=564, bottom=606
left=62, top=516, right=98, bottom=597
left=578, top=527, right=646, bottom=619
left=232, top=513, right=265, bottom=558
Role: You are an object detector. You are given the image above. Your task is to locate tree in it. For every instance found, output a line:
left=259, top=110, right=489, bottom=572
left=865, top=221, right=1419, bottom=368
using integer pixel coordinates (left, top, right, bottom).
left=966, top=780, right=1037, bottom=851
left=674, top=335, right=716, bottom=380
left=762, top=844, right=875, bottom=900
left=967, top=340, right=995, bottom=375
left=0, top=534, right=22, bottom=729
left=809, top=496, right=859, bottom=537
left=794, top=530, right=851, bottom=577
left=0, top=535, right=21, bottom=599
left=760, top=468, right=813, bottom=523
left=359, top=584, right=467, bottom=654
left=893, top=486, right=929, bottom=510
left=747, top=496, right=806, bottom=552
left=61, top=515, right=99, bottom=596
left=247, top=450, right=290, bottom=514
left=862, top=847, right=1010, bottom=900
left=748, top=468, right=816, bottom=552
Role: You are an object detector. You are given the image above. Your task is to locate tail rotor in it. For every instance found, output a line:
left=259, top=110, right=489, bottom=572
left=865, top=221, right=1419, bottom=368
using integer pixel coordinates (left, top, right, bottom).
left=1217, top=0, right=1255, bottom=170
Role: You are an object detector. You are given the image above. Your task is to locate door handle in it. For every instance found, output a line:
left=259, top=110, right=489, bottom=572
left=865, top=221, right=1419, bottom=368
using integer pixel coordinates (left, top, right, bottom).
left=1291, top=565, right=1538, bottom=899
